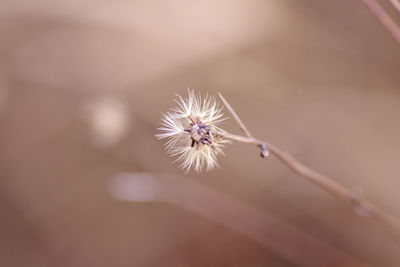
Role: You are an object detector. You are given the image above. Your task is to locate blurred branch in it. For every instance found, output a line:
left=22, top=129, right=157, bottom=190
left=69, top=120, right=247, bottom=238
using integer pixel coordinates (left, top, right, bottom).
left=219, top=93, right=400, bottom=243
left=388, top=0, right=400, bottom=14
left=361, top=0, right=400, bottom=44
left=111, top=173, right=369, bottom=267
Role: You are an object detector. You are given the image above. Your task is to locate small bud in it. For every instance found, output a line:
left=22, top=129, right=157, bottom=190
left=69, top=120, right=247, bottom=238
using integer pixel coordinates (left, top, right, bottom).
left=259, top=144, right=269, bottom=158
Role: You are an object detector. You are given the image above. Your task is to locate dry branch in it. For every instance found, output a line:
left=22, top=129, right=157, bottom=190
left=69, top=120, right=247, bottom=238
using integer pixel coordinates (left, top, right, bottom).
left=218, top=93, right=400, bottom=243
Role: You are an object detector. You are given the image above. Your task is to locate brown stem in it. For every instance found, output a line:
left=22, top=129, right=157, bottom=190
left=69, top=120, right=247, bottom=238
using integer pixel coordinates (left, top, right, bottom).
left=388, top=0, right=400, bottom=15
left=361, top=0, right=400, bottom=44
left=218, top=93, right=253, bottom=138
left=219, top=94, right=400, bottom=242
left=223, top=132, right=400, bottom=241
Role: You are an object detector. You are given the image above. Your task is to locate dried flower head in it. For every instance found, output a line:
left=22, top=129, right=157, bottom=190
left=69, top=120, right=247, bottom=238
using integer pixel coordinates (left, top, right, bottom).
left=156, top=89, right=228, bottom=173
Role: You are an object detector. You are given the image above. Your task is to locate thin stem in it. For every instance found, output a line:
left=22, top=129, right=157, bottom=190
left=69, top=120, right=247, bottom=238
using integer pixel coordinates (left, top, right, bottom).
left=220, top=95, right=400, bottom=242
left=388, top=0, right=400, bottom=15
left=218, top=93, right=253, bottom=138
left=218, top=93, right=269, bottom=157
left=361, top=0, right=400, bottom=44
left=223, top=133, right=352, bottom=201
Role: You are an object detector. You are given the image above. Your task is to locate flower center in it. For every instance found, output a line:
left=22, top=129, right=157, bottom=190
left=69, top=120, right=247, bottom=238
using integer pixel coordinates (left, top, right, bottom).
left=191, top=124, right=212, bottom=144
left=184, top=117, right=215, bottom=148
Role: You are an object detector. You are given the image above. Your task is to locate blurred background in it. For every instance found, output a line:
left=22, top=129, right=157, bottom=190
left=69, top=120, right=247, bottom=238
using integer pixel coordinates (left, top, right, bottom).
left=1, top=0, right=400, bottom=266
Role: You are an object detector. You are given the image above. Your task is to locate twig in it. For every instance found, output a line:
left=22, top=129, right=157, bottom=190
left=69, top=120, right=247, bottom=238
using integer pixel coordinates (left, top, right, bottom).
left=388, top=0, right=400, bottom=15
left=217, top=93, right=253, bottom=138
left=361, top=0, right=400, bottom=44
left=218, top=93, right=400, bottom=242
left=218, top=93, right=269, bottom=157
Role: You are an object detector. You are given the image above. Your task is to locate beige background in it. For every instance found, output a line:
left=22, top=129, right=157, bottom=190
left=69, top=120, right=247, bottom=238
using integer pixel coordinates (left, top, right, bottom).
left=1, top=0, right=400, bottom=266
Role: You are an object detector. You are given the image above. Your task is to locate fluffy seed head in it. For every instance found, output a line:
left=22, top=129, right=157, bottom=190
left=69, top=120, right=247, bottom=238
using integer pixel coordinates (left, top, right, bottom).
left=156, top=89, right=228, bottom=173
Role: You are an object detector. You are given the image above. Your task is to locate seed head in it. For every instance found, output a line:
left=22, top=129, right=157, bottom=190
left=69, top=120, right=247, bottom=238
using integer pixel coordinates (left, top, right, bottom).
left=156, top=90, right=228, bottom=173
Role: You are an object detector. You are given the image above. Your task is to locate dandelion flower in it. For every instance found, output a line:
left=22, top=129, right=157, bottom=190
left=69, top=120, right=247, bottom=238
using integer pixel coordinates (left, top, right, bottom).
left=156, top=90, right=228, bottom=173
